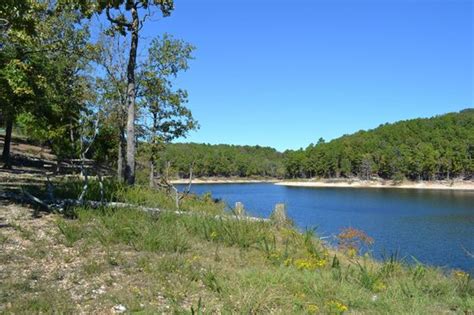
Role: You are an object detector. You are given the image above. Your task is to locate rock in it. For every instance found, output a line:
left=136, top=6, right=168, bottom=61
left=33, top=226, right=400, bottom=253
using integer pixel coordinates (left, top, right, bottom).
left=92, top=285, right=106, bottom=295
left=113, top=304, right=127, bottom=313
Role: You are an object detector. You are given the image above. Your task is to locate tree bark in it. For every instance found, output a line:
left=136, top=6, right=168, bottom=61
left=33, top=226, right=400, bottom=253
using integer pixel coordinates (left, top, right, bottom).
left=149, top=112, right=158, bottom=188
left=2, top=116, right=13, bottom=169
left=124, top=5, right=139, bottom=185
left=117, top=126, right=126, bottom=181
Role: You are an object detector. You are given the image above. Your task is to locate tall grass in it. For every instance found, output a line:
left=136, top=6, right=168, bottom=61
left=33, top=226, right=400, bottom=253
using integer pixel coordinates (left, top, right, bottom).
left=52, top=178, right=226, bottom=215
left=50, top=185, right=474, bottom=314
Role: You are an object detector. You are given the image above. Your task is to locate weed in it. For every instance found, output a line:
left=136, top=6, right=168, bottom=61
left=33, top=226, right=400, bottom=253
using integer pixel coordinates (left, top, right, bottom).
left=57, top=218, right=83, bottom=246
left=202, top=269, right=222, bottom=293
left=10, top=222, right=34, bottom=240
left=356, top=262, right=383, bottom=292
left=337, top=227, right=374, bottom=257
left=83, top=260, right=105, bottom=276
left=191, top=297, right=204, bottom=315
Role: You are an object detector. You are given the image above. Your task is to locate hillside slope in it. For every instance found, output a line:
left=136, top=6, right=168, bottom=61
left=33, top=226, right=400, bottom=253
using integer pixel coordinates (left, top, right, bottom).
left=148, top=143, right=285, bottom=178
left=284, top=109, right=474, bottom=180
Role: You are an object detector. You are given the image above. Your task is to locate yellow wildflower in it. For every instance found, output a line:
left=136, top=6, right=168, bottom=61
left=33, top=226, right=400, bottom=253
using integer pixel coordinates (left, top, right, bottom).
left=306, top=303, right=319, bottom=313
left=327, top=300, right=348, bottom=313
left=294, top=257, right=327, bottom=271
left=373, top=280, right=387, bottom=292
left=296, top=292, right=306, bottom=299
left=453, top=270, right=469, bottom=281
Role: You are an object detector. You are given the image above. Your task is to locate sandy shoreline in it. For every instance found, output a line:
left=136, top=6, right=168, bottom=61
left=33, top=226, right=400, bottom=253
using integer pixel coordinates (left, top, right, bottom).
left=275, top=180, right=474, bottom=191
left=170, top=178, right=278, bottom=184
left=171, top=178, right=474, bottom=190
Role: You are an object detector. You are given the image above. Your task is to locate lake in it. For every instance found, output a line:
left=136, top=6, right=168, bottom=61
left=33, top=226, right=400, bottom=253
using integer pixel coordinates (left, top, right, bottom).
left=179, top=183, right=474, bottom=273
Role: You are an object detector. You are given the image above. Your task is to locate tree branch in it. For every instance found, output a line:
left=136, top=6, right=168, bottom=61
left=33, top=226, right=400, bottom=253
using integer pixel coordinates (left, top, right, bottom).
left=105, top=7, right=132, bottom=28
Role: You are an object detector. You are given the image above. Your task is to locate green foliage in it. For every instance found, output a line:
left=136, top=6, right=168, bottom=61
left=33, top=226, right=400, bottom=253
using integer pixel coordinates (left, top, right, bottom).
left=59, top=207, right=190, bottom=253
left=141, top=34, right=198, bottom=143
left=52, top=178, right=226, bottom=214
left=140, top=33, right=198, bottom=183
left=1, top=2, right=93, bottom=160
left=185, top=216, right=274, bottom=249
left=145, top=108, right=474, bottom=182
left=153, top=143, right=286, bottom=178
left=283, top=109, right=474, bottom=180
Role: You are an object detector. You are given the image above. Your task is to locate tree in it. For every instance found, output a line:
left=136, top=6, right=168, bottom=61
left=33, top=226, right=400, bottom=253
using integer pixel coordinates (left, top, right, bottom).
left=0, top=0, right=36, bottom=36
left=94, top=34, right=129, bottom=180
left=89, top=0, right=175, bottom=185
left=140, top=34, right=197, bottom=187
left=0, top=0, right=39, bottom=167
left=1, top=2, right=91, bottom=167
left=359, top=154, right=373, bottom=180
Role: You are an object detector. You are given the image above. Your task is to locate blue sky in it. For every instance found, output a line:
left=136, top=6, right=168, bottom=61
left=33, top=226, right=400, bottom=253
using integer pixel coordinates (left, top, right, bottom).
left=97, top=0, right=473, bottom=151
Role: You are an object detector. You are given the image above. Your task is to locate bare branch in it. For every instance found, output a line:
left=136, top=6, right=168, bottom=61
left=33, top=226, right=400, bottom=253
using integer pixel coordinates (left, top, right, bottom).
left=180, top=162, right=194, bottom=200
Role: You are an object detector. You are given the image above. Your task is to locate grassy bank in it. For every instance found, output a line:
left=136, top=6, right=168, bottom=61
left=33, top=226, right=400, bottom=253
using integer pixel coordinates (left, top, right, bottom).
left=1, top=183, right=473, bottom=313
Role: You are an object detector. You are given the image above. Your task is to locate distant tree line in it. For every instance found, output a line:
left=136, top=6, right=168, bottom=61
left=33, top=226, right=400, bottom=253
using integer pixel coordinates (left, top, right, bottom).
left=283, top=109, right=474, bottom=180
left=148, top=143, right=286, bottom=178
left=154, top=110, right=473, bottom=181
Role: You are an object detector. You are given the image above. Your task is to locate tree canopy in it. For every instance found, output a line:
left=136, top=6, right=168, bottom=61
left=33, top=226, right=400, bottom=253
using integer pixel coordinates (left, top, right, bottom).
left=284, top=109, right=474, bottom=180
left=150, top=110, right=474, bottom=181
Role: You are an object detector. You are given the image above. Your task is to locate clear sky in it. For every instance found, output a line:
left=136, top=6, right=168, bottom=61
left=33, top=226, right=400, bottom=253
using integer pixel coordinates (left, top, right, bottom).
left=101, top=0, right=473, bottom=151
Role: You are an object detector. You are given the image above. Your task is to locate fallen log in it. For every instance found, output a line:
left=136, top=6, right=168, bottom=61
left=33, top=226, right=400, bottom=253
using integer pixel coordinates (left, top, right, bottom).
left=1, top=190, right=269, bottom=223
left=22, top=188, right=51, bottom=211
left=54, top=199, right=270, bottom=222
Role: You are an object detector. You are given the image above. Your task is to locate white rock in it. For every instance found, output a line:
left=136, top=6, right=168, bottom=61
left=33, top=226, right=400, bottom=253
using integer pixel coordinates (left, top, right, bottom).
left=113, top=304, right=127, bottom=313
left=92, top=286, right=106, bottom=295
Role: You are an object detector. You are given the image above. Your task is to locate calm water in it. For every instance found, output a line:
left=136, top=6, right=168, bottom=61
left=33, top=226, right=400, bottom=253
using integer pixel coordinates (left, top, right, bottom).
left=179, top=183, right=474, bottom=273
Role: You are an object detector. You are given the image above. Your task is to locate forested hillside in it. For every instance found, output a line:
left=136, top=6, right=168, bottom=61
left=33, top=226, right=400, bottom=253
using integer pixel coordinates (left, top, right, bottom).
left=150, top=143, right=285, bottom=178
left=151, top=109, right=473, bottom=181
left=284, top=109, right=474, bottom=180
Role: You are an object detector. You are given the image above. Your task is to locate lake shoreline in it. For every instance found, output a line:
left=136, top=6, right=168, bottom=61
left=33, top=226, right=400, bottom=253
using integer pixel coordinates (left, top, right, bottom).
left=276, top=179, right=474, bottom=191
left=171, top=177, right=474, bottom=191
left=170, top=178, right=279, bottom=184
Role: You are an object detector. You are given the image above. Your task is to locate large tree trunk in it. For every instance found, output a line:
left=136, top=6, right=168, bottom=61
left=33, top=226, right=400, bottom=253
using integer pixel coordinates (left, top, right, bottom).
left=124, top=6, right=139, bottom=185
left=2, top=116, right=13, bottom=169
left=149, top=112, right=158, bottom=188
left=117, top=126, right=126, bottom=181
